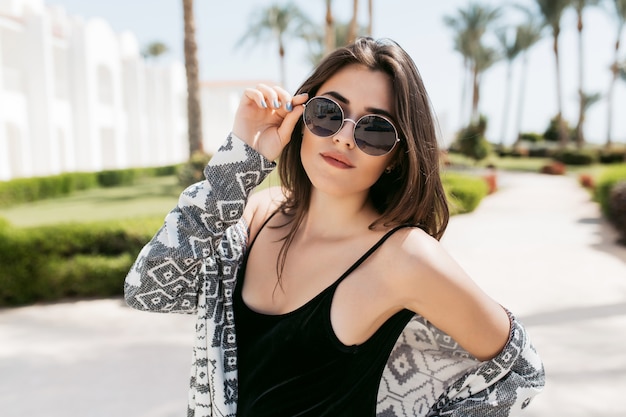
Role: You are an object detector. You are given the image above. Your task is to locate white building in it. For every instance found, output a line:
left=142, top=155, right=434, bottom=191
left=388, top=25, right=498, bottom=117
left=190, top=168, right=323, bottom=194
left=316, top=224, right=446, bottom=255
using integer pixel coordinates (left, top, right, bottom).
left=0, top=0, right=266, bottom=181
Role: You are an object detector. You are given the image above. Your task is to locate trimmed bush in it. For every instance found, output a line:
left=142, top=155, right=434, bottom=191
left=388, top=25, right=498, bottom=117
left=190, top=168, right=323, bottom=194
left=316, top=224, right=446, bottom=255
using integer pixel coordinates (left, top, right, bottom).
left=97, top=169, right=138, bottom=187
left=442, top=172, right=489, bottom=215
left=0, top=164, right=181, bottom=208
left=552, top=149, right=597, bottom=166
left=0, top=218, right=162, bottom=307
left=454, top=116, right=492, bottom=163
left=594, top=164, right=626, bottom=216
left=599, top=149, right=626, bottom=164
left=609, top=181, right=626, bottom=243
left=0, top=173, right=97, bottom=207
left=177, top=151, right=212, bottom=187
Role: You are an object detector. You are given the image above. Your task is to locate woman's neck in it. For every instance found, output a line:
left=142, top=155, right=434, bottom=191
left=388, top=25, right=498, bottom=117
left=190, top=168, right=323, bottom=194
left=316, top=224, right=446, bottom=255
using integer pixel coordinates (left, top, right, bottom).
left=296, top=190, right=380, bottom=240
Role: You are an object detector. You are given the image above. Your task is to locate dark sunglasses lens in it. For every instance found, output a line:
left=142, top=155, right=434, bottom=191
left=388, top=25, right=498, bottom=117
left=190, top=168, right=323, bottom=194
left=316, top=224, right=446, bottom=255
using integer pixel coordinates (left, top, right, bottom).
left=304, top=98, right=343, bottom=137
left=354, top=116, right=397, bottom=156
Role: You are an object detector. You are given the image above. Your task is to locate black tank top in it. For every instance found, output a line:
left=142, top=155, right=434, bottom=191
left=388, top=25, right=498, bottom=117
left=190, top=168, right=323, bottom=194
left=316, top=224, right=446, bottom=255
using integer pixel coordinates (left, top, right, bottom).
left=233, top=223, right=415, bottom=417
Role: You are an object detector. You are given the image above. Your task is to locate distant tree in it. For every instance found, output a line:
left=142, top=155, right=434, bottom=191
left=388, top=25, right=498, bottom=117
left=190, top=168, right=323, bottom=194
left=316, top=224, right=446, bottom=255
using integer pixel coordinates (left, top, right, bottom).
left=572, top=0, right=601, bottom=148
left=238, top=3, right=312, bottom=87
left=142, top=41, right=168, bottom=61
left=495, top=27, right=524, bottom=146
left=182, top=0, right=203, bottom=156
left=306, top=21, right=367, bottom=66
left=347, top=0, right=359, bottom=44
left=324, top=0, right=335, bottom=55
left=576, top=91, right=602, bottom=148
left=512, top=13, right=544, bottom=146
left=531, top=0, right=572, bottom=147
left=455, top=115, right=492, bottom=163
left=444, top=3, right=501, bottom=125
left=472, top=43, right=501, bottom=124
left=605, top=0, right=626, bottom=148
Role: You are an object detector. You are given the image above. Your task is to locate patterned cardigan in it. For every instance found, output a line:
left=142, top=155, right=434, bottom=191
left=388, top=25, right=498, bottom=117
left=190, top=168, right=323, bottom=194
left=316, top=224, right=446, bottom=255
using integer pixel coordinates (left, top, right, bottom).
left=124, top=134, right=545, bottom=417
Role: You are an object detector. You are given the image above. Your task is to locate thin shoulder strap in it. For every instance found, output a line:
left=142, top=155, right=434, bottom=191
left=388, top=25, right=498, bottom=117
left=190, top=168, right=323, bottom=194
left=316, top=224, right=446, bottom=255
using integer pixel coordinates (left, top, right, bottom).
left=334, top=224, right=415, bottom=286
left=247, top=209, right=279, bottom=251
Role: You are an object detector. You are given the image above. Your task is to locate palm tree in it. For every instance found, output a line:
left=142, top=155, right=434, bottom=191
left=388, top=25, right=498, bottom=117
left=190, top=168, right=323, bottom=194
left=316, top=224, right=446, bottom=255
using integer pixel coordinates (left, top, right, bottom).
left=238, top=3, right=311, bottom=87
left=532, top=0, right=571, bottom=146
left=496, top=28, right=523, bottom=146
left=306, top=21, right=366, bottom=66
left=513, top=19, right=544, bottom=145
left=572, top=0, right=601, bottom=148
left=605, top=0, right=626, bottom=148
left=444, top=3, right=501, bottom=125
left=472, top=44, right=501, bottom=121
left=324, top=0, right=335, bottom=55
left=182, top=0, right=203, bottom=155
left=141, top=41, right=168, bottom=61
left=578, top=91, right=602, bottom=147
left=347, top=0, right=359, bottom=44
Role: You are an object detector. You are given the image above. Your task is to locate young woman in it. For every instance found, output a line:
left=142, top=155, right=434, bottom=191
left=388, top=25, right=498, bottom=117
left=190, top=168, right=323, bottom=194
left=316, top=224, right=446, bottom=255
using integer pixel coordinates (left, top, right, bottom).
left=125, top=38, right=544, bottom=417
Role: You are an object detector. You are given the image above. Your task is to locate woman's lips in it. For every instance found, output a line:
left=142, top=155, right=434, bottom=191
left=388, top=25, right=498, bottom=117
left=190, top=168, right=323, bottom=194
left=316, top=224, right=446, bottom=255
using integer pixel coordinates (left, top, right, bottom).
left=320, top=152, right=354, bottom=168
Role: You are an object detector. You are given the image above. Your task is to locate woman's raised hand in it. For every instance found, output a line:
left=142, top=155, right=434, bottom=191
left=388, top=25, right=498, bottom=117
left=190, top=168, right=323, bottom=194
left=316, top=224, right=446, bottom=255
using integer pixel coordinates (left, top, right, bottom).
left=232, top=84, right=308, bottom=162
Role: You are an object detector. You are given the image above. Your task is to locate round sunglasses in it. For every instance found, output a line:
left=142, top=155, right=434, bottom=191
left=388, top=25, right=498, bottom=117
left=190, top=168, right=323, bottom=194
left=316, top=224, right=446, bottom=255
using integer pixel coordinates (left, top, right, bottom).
left=302, top=96, right=400, bottom=156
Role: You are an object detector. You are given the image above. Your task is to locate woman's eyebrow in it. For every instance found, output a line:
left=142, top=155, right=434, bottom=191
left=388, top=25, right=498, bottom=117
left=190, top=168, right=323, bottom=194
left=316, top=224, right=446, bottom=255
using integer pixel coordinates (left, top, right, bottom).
left=321, top=90, right=395, bottom=120
left=322, top=90, right=349, bottom=104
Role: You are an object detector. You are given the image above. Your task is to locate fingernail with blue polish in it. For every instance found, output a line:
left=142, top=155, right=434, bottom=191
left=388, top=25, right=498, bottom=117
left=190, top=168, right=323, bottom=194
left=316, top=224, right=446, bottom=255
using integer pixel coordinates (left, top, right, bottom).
left=261, top=100, right=268, bottom=109
left=286, top=101, right=293, bottom=112
left=273, top=99, right=280, bottom=109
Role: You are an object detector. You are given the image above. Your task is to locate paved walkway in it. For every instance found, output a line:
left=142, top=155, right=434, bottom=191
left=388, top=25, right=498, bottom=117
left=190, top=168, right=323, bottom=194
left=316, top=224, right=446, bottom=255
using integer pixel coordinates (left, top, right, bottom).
left=441, top=171, right=626, bottom=417
left=1, top=171, right=626, bottom=416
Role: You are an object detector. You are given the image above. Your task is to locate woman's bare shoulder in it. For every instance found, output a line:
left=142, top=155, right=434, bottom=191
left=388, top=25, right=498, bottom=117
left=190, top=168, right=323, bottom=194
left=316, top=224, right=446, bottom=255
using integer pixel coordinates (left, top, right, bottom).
left=243, top=186, right=286, bottom=239
left=384, top=227, right=510, bottom=361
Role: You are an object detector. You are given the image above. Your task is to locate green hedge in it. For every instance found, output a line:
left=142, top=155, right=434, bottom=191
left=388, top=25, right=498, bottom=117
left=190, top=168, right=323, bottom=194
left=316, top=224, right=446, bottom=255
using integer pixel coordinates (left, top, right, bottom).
left=0, top=165, right=179, bottom=208
left=442, top=172, right=489, bottom=215
left=0, top=217, right=163, bottom=307
left=594, top=164, right=626, bottom=216
left=0, top=171, right=490, bottom=307
left=552, top=149, right=598, bottom=166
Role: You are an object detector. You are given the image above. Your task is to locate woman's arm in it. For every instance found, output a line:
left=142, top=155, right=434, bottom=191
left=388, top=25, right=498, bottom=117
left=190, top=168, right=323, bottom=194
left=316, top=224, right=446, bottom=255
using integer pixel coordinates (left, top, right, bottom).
left=395, top=229, right=511, bottom=361
left=124, top=133, right=275, bottom=313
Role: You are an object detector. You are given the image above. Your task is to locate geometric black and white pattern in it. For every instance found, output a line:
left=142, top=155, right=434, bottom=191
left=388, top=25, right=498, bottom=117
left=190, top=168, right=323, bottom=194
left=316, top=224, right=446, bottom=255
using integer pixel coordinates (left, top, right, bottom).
left=377, top=311, right=545, bottom=416
left=125, top=134, right=544, bottom=417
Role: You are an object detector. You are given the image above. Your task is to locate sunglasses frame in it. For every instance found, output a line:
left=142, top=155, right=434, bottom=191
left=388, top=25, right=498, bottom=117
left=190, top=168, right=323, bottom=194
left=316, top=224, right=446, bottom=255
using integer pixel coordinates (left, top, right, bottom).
left=302, top=96, right=401, bottom=156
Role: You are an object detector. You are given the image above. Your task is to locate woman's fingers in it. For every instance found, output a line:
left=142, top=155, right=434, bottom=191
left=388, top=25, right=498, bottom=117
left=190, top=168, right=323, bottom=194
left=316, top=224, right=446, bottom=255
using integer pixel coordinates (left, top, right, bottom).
left=243, top=87, right=268, bottom=109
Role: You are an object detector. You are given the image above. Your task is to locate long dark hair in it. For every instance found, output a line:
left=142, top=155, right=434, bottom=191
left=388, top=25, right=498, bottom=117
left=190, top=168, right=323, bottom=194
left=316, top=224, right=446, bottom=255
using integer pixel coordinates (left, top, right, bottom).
left=275, top=37, right=449, bottom=278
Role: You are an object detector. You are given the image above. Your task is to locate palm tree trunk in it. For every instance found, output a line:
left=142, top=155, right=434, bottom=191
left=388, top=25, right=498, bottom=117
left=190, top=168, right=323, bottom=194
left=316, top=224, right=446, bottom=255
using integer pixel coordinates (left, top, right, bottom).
left=514, top=52, right=530, bottom=146
left=325, top=0, right=335, bottom=54
left=606, top=36, right=621, bottom=149
left=471, top=64, right=480, bottom=124
left=459, top=59, right=470, bottom=129
left=575, top=11, right=585, bottom=149
left=182, top=0, right=204, bottom=155
left=500, top=61, right=513, bottom=146
left=552, top=30, right=568, bottom=147
left=348, top=0, right=359, bottom=43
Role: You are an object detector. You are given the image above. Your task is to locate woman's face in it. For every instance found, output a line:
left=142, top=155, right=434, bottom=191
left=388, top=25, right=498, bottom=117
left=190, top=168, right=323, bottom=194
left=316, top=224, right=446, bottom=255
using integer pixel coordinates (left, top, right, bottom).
left=300, top=64, right=397, bottom=199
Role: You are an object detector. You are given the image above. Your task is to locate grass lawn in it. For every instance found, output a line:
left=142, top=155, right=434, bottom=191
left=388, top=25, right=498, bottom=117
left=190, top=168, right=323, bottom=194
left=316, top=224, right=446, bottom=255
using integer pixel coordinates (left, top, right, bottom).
left=445, top=152, right=552, bottom=172
left=0, top=171, right=283, bottom=228
left=0, top=176, right=183, bottom=228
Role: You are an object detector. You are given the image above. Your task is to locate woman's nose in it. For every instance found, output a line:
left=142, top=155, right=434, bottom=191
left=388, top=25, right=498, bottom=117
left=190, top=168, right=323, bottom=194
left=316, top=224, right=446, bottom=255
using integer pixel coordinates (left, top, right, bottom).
left=332, top=119, right=356, bottom=149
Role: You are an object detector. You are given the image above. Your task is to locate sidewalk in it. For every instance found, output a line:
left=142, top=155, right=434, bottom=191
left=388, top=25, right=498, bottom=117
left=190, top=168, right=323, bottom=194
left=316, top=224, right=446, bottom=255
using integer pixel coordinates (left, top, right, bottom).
left=1, top=171, right=625, bottom=416
left=441, top=171, right=626, bottom=416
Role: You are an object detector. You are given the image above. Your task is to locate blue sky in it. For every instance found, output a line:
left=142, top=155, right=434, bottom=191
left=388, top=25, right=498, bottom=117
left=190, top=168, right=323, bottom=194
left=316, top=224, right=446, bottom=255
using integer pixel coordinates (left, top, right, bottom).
left=48, top=0, right=626, bottom=145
